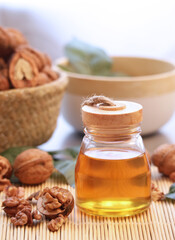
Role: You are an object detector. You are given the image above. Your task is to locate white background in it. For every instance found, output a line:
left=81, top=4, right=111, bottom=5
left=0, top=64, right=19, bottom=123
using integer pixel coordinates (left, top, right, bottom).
left=0, top=0, right=175, bottom=61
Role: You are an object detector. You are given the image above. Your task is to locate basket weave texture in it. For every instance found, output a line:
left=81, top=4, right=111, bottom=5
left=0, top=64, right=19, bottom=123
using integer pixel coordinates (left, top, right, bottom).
left=0, top=75, right=68, bottom=153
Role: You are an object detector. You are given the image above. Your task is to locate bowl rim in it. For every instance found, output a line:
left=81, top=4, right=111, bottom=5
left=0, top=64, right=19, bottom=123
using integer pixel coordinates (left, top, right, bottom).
left=55, top=56, right=175, bottom=82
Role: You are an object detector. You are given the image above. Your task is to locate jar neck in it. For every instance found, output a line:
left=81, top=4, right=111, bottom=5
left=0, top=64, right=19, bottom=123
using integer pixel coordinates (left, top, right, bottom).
left=84, top=124, right=141, bottom=142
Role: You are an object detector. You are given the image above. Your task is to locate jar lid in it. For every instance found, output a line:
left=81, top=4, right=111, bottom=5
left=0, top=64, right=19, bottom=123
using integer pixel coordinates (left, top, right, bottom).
left=82, top=98, right=143, bottom=128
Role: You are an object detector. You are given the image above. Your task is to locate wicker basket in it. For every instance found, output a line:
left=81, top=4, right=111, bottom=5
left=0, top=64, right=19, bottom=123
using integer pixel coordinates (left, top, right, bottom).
left=0, top=74, right=68, bottom=153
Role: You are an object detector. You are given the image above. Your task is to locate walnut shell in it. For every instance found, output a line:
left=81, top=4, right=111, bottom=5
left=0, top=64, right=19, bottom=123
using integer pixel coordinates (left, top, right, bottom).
left=0, top=27, right=27, bottom=59
left=151, top=144, right=175, bottom=181
left=0, top=73, right=10, bottom=90
left=16, top=46, right=49, bottom=71
left=37, top=187, right=74, bottom=219
left=151, top=144, right=175, bottom=166
left=9, top=51, right=38, bottom=88
left=13, top=149, right=54, bottom=184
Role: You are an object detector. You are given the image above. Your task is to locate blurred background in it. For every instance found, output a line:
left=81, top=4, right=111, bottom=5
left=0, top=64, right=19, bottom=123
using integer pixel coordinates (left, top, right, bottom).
left=1, top=0, right=175, bottom=152
left=0, top=0, right=175, bottom=62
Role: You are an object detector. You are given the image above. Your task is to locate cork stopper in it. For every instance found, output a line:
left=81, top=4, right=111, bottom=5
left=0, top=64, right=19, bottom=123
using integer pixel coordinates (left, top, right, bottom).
left=82, top=96, right=143, bottom=128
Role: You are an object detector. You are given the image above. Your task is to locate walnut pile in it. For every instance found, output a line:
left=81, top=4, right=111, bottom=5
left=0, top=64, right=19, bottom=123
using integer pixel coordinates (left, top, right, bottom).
left=0, top=156, right=12, bottom=191
left=0, top=26, right=59, bottom=90
left=13, top=149, right=54, bottom=184
left=2, top=185, right=74, bottom=231
left=151, top=144, right=175, bottom=181
left=2, top=195, right=42, bottom=227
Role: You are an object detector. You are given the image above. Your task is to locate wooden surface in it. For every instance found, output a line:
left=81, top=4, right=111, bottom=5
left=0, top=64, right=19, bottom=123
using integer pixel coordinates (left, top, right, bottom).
left=0, top=167, right=175, bottom=240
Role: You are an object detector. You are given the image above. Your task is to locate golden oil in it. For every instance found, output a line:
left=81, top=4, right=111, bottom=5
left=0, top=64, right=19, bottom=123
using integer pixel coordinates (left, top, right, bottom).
left=75, top=148, right=151, bottom=217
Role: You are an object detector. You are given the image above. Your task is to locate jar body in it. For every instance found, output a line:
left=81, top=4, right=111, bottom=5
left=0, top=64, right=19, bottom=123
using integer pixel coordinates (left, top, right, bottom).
left=75, top=131, right=151, bottom=217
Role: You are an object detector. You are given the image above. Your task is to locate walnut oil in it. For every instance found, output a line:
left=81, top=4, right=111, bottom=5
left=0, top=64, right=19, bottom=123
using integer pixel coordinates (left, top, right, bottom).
left=75, top=97, right=151, bottom=217
left=75, top=148, right=151, bottom=217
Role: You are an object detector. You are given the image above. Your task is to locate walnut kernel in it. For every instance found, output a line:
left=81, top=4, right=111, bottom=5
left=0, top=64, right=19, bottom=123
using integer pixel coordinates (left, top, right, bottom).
left=32, top=210, right=42, bottom=221
left=151, top=182, right=165, bottom=201
left=37, top=186, right=74, bottom=219
left=2, top=197, right=32, bottom=217
left=48, top=215, right=67, bottom=232
left=4, top=186, right=25, bottom=199
left=11, top=208, right=33, bottom=226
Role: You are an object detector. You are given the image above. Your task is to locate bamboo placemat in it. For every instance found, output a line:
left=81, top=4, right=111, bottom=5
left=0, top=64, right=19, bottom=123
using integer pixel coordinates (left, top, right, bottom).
left=0, top=166, right=175, bottom=240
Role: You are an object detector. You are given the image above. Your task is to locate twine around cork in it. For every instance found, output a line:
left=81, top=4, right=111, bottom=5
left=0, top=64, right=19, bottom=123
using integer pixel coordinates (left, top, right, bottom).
left=82, top=95, right=126, bottom=111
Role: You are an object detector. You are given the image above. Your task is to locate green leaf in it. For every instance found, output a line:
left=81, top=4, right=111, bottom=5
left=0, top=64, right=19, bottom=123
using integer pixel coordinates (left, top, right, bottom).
left=52, top=146, right=80, bottom=187
left=1, top=146, right=34, bottom=165
left=165, top=192, right=175, bottom=200
left=169, top=183, right=175, bottom=193
left=58, top=64, right=76, bottom=73
left=165, top=183, right=175, bottom=200
left=9, top=174, right=20, bottom=184
left=54, top=160, right=76, bottom=187
left=48, top=147, right=79, bottom=160
left=64, top=38, right=114, bottom=76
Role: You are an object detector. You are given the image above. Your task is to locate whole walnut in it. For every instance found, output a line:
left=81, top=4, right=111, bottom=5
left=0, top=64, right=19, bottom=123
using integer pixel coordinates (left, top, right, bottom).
left=151, top=144, right=175, bottom=181
left=13, top=149, right=54, bottom=184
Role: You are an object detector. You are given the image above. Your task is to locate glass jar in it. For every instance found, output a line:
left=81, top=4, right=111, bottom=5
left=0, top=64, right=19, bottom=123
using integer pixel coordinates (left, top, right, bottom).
left=75, top=99, right=151, bottom=217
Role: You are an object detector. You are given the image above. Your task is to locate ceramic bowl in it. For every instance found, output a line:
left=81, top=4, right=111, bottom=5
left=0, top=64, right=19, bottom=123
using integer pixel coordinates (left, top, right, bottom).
left=56, top=57, right=175, bottom=135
